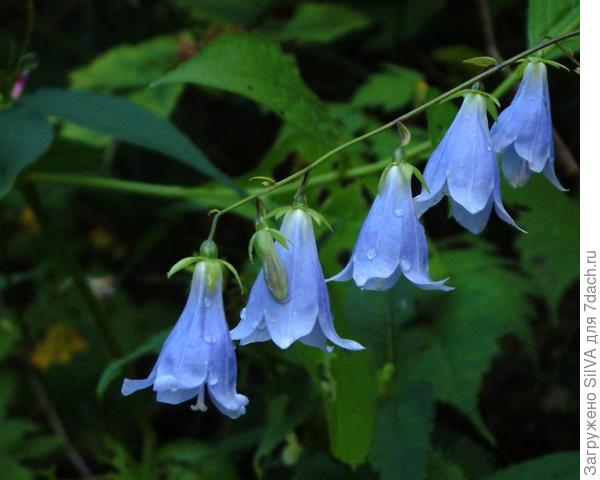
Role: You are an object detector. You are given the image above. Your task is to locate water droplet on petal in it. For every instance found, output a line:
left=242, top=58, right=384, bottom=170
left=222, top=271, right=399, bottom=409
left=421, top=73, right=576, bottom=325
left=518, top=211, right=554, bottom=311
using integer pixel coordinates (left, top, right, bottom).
left=240, top=308, right=247, bottom=320
left=258, top=322, right=266, bottom=330
left=355, top=275, right=367, bottom=286
left=400, top=256, right=411, bottom=271
left=204, top=296, right=213, bottom=307
left=394, top=208, right=404, bottom=217
left=204, top=334, right=216, bottom=344
left=208, top=374, right=219, bottom=386
left=367, top=248, right=377, bottom=260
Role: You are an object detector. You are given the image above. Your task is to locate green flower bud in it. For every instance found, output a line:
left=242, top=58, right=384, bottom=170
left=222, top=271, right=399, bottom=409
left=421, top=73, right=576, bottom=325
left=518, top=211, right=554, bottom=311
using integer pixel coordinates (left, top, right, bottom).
left=199, top=239, right=218, bottom=258
left=250, top=229, right=288, bottom=302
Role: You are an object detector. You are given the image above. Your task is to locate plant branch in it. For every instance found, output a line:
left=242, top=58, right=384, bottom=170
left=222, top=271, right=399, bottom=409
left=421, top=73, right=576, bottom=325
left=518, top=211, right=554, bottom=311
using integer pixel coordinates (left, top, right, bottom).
left=206, top=30, right=580, bottom=240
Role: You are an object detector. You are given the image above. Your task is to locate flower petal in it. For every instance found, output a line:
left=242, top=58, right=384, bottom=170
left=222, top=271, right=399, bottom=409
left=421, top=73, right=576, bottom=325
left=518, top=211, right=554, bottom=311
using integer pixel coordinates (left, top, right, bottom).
left=501, top=145, right=533, bottom=187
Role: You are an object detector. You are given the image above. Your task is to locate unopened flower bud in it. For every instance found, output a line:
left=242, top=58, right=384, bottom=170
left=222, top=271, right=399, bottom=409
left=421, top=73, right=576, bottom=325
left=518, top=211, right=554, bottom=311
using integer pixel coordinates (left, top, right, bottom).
left=254, top=230, right=288, bottom=302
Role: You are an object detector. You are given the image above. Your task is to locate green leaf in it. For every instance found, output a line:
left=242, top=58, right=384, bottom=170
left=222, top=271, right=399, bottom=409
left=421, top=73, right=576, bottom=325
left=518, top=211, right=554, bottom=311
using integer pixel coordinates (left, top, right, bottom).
left=69, top=35, right=184, bottom=91
left=153, top=32, right=338, bottom=142
left=21, top=89, right=241, bottom=193
left=0, top=105, right=54, bottom=198
left=503, top=175, right=578, bottom=320
left=253, top=396, right=305, bottom=477
left=425, top=450, right=468, bottom=480
left=369, top=382, right=435, bottom=480
left=426, top=87, right=458, bottom=147
left=325, top=349, right=376, bottom=468
left=352, top=64, right=422, bottom=112
left=463, top=56, right=498, bottom=67
left=395, top=239, right=534, bottom=441
left=276, top=3, right=370, bottom=44
left=484, top=452, right=578, bottom=480
left=158, top=440, right=239, bottom=480
left=527, top=0, right=579, bottom=58
left=172, top=0, right=272, bottom=26
left=96, top=330, right=168, bottom=397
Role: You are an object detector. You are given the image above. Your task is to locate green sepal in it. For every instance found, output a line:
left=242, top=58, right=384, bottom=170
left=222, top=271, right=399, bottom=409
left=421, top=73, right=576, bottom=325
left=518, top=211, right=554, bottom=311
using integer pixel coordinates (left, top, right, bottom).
left=518, top=56, right=570, bottom=72
left=441, top=88, right=500, bottom=108
left=167, top=256, right=203, bottom=278
left=248, top=231, right=258, bottom=263
left=264, top=205, right=293, bottom=221
left=462, top=56, right=498, bottom=67
left=217, top=259, right=244, bottom=294
left=305, top=207, right=333, bottom=232
left=398, top=163, right=430, bottom=194
left=265, top=228, right=289, bottom=249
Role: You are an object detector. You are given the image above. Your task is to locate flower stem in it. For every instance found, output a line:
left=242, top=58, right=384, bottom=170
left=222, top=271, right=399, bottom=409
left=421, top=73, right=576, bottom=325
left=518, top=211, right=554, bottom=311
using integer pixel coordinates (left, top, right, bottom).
left=206, top=30, right=579, bottom=238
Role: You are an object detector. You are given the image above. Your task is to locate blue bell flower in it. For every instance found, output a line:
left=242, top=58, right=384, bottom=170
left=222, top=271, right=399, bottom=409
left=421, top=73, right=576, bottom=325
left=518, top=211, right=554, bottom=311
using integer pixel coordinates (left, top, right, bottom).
left=413, top=93, right=522, bottom=234
left=328, top=163, right=451, bottom=291
left=491, top=61, right=565, bottom=190
left=122, top=250, right=249, bottom=419
left=231, top=208, right=364, bottom=351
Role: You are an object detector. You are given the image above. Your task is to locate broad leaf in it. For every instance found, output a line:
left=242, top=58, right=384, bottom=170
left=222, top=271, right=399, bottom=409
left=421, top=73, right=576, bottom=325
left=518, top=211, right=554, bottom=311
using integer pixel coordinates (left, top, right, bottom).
left=395, top=240, right=534, bottom=440
left=527, top=0, right=579, bottom=58
left=154, top=32, right=338, bottom=143
left=484, top=452, right=578, bottom=480
left=503, top=176, right=578, bottom=320
left=277, top=3, right=370, bottom=44
left=425, top=450, right=467, bottom=480
left=21, top=89, right=241, bottom=193
left=0, top=105, right=54, bottom=198
left=369, top=382, right=435, bottom=480
left=69, top=35, right=184, bottom=91
left=96, top=330, right=168, bottom=397
left=324, top=349, right=376, bottom=468
left=352, top=65, right=422, bottom=112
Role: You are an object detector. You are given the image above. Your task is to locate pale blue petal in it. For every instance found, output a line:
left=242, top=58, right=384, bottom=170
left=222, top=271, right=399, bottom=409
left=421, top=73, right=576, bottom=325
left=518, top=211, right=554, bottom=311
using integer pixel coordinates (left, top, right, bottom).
left=300, top=322, right=333, bottom=352
left=502, top=145, right=533, bottom=187
left=264, top=210, right=319, bottom=349
left=542, top=143, right=568, bottom=191
left=451, top=197, right=493, bottom=234
left=401, top=221, right=452, bottom=290
left=447, top=95, right=496, bottom=213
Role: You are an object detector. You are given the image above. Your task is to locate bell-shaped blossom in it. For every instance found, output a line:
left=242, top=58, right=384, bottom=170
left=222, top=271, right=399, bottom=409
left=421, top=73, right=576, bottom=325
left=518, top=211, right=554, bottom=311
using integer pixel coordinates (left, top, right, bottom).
left=231, top=208, right=364, bottom=351
left=122, top=258, right=248, bottom=419
left=413, top=93, right=521, bottom=234
left=328, top=163, right=451, bottom=292
left=490, top=61, right=565, bottom=190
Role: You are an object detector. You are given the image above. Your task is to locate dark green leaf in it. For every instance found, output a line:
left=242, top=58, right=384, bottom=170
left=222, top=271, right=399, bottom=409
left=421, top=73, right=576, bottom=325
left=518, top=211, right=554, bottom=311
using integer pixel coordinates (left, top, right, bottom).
left=21, top=89, right=241, bottom=193
left=484, top=452, right=578, bottom=480
left=426, top=87, right=458, bottom=147
left=369, top=382, right=435, bottom=480
left=0, top=105, right=54, bottom=198
left=96, top=330, right=168, bottom=397
left=527, top=0, right=579, bottom=59
left=277, top=3, right=370, bottom=44
left=395, top=240, right=534, bottom=440
left=352, top=65, right=423, bottom=112
left=503, top=175, right=578, bottom=320
left=425, top=450, right=467, bottom=480
left=153, top=32, right=338, bottom=143
left=325, top=349, right=376, bottom=468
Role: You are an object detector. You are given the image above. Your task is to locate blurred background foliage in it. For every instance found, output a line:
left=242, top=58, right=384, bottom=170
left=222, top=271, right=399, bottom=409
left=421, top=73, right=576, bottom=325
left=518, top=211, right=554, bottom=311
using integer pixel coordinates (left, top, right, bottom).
left=0, top=0, right=579, bottom=478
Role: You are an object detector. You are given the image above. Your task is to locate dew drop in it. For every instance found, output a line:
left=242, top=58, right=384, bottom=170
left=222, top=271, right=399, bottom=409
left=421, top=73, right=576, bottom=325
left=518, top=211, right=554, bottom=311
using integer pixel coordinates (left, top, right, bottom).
left=258, top=322, right=266, bottom=330
left=240, top=308, right=247, bottom=320
left=204, top=334, right=216, bottom=344
left=400, top=256, right=411, bottom=271
left=367, top=248, right=377, bottom=260
left=204, top=296, right=213, bottom=308
left=208, top=374, right=219, bottom=386
left=393, top=208, right=405, bottom=217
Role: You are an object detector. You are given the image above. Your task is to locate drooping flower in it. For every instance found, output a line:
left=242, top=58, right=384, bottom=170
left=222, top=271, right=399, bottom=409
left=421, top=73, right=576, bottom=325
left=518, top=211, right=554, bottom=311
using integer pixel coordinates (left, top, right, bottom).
left=490, top=61, right=565, bottom=190
left=413, top=93, right=522, bottom=234
left=231, top=206, right=364, bottom=351
left=122, top=241, right=248, bottom=419
left=328, top=162, right=451, bottom=291
left=10, top=70, right=29, bottom=100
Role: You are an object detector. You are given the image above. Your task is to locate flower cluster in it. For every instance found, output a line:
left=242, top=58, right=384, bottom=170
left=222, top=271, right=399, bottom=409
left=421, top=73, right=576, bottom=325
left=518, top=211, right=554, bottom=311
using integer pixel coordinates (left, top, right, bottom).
left=123, top=58, right=567, bottom=419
